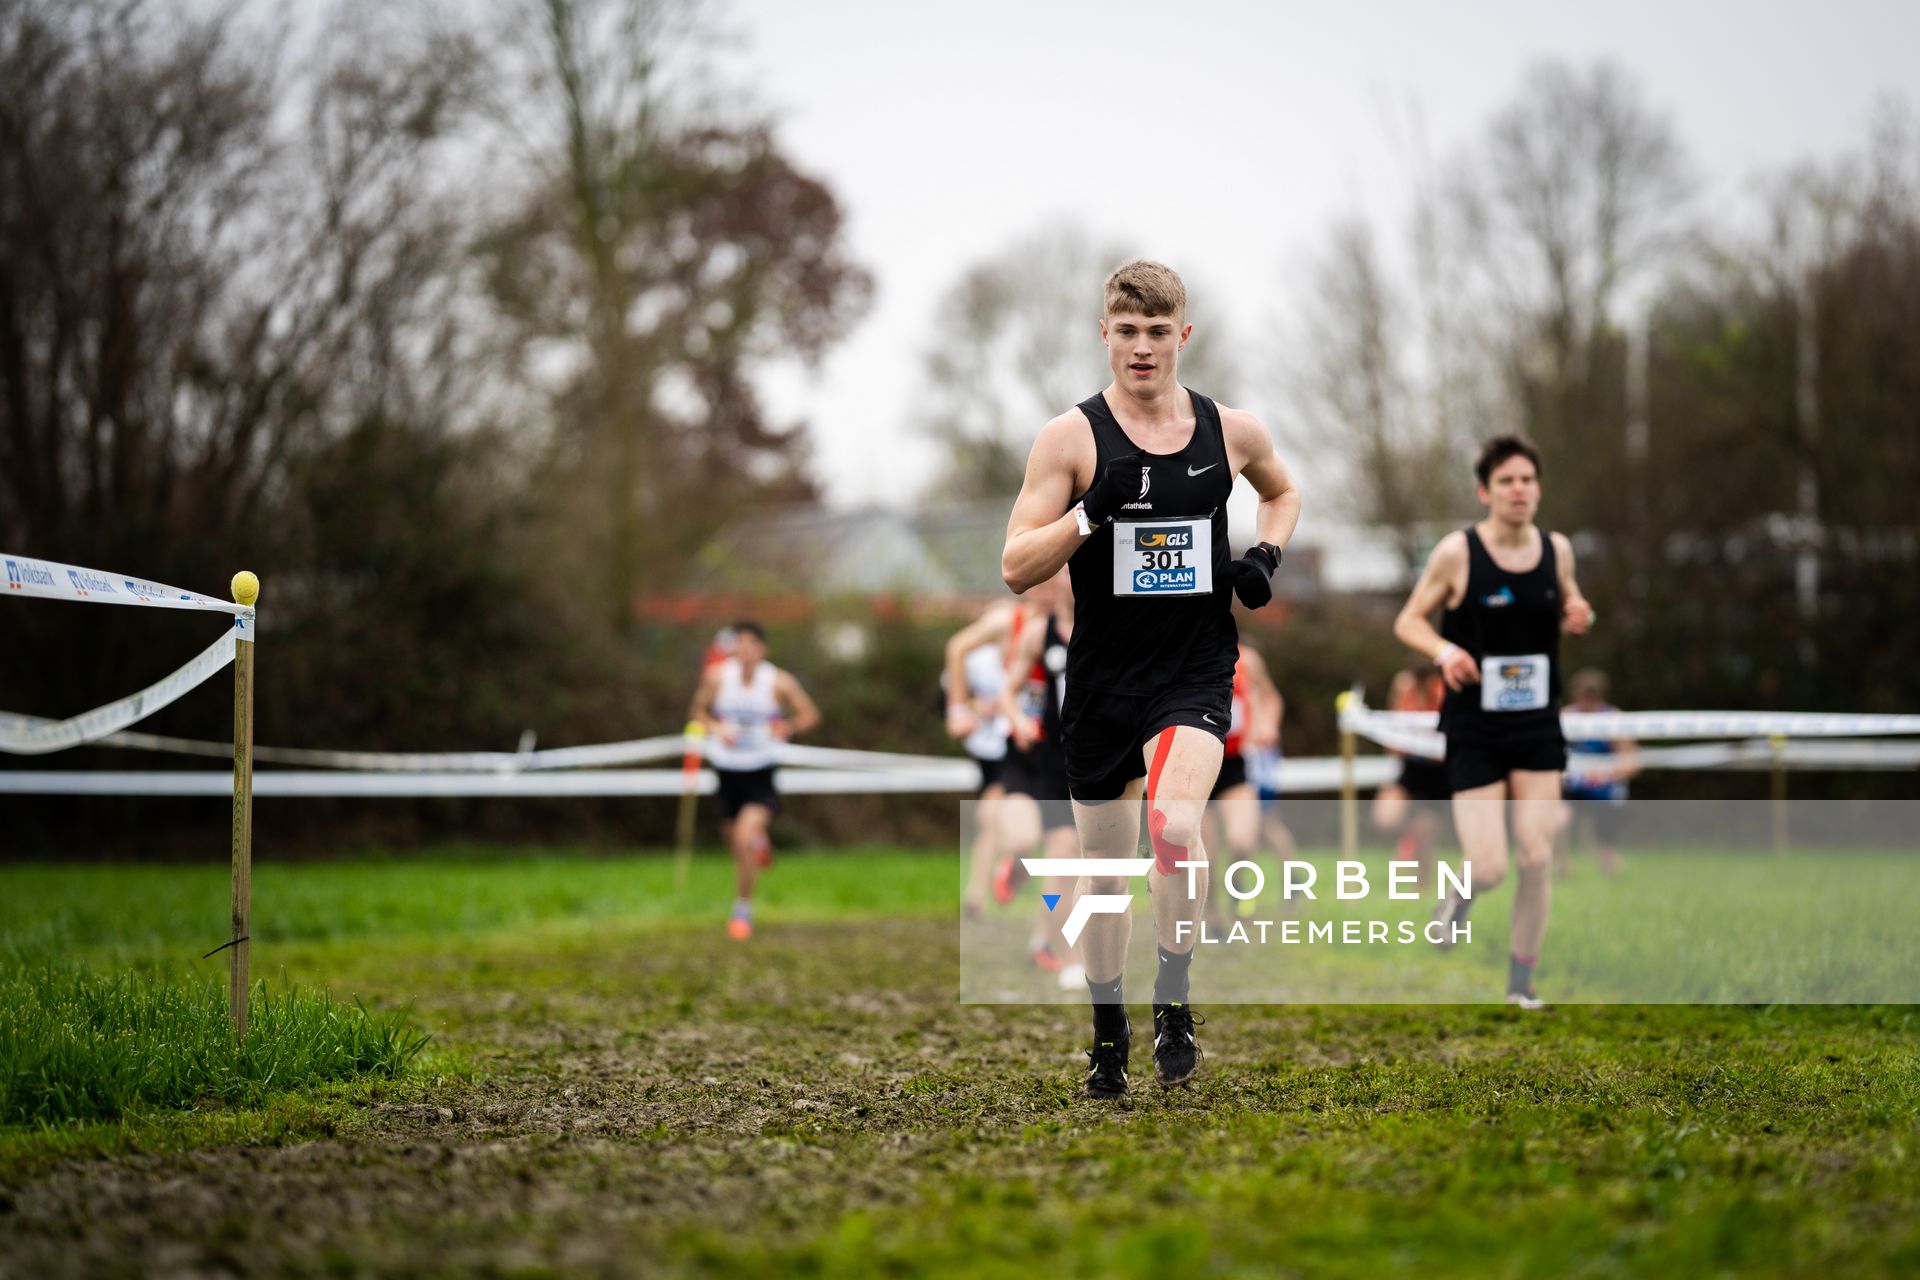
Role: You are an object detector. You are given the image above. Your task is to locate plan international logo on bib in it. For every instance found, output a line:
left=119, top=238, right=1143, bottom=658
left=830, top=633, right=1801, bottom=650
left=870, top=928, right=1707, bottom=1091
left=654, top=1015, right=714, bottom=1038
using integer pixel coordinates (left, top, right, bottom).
left=1130, top=525, right=1197, bottom=593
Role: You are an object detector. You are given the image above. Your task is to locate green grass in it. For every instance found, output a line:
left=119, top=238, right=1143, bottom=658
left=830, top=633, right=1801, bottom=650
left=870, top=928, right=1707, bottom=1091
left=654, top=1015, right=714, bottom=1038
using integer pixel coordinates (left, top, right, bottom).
left=0, top=955, right=430, bottom=1125
left=2, top=845, right=1917, bottom=1277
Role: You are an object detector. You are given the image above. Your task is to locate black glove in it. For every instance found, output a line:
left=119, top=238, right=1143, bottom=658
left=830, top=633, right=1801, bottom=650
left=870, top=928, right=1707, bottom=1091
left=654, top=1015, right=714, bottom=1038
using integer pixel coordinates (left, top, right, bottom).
left=1080, top=450, right=1146, bottom=526
left=1228, top=543, right=1281, bottom=608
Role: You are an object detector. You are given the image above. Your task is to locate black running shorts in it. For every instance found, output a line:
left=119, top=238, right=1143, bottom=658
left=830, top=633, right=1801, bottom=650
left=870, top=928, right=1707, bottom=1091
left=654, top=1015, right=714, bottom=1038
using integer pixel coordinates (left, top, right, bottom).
left=971, top=753, right=1006, bottom=796
left=1061, top=679, right=1233, bottom=803
left=715, top=766, right=779, bottom=819
left=1398, top=757, right=1452, bottom=803
left=1445, top=735, right=1567, bottom=793
left=1001, top=743, right=1075, bottom=832
left=1209, top=753, right=1249, bottom=801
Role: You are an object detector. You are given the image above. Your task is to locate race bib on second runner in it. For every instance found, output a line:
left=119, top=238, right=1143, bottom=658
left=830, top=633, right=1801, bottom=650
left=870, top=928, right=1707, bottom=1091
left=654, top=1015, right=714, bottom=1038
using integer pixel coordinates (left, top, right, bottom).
left=1481, top=653, right=1551, bottom=712
left=1113, top=519, right=1213, bottom=597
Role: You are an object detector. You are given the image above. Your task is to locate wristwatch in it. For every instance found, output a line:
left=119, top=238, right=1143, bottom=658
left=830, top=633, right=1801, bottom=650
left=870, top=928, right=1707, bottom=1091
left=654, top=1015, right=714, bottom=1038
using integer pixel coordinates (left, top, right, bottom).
left=1252, top=542, right=1283, bottom=572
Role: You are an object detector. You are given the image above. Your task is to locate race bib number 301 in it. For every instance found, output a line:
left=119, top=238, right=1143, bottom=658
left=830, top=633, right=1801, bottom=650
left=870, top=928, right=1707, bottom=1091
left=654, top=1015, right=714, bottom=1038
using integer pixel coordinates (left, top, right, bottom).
left=1113, top=519, right=1213, bottom=597
left=1481, top=653, right=1551, bottom=712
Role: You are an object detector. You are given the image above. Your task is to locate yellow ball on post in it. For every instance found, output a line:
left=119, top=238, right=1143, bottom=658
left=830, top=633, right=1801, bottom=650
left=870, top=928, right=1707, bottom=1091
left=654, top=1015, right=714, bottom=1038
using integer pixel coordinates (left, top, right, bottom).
left=230, top=570, right=259, bottom=607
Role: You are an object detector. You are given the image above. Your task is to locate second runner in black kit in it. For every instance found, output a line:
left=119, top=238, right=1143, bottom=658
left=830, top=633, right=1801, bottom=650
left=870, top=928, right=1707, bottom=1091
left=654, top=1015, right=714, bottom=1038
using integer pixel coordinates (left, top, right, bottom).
left=1395, top=436, right=1594, bottom=1009
left=1437, top=526, right=1569, bottom=791
left=1002, top=260, right=1301, bottom=1099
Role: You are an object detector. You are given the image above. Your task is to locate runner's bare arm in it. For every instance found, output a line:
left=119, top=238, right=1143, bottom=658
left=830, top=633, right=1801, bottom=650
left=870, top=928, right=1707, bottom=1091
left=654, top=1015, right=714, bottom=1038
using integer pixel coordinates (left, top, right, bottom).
left=687, top=666, right=722, bottom=731
left=1222, top=409, right=1301, bottom=550
left=1241, top=647, right=1283, bottom=748
left=1001, top=412, right=1095, bottom=594
left=1394, top=532, right=1477, bottom=689
left=1553, top=532, right=1594, bottom=634
left=944, top=604, right=1014, bottom=734
left=773, top=672, right=821, bottom=738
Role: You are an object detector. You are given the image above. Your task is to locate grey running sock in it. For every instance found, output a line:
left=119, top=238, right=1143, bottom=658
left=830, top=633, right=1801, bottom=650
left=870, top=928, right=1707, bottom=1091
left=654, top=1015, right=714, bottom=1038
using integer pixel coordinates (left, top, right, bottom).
left=1508, top=953, right=1535, bottom=995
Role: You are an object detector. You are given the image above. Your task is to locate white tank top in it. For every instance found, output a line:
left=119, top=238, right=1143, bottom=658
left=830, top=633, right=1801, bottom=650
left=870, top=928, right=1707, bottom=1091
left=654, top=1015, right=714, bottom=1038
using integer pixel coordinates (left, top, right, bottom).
left=962, top=642, right=1010, bottom=762
left=708, top=657, right=782, bottom=771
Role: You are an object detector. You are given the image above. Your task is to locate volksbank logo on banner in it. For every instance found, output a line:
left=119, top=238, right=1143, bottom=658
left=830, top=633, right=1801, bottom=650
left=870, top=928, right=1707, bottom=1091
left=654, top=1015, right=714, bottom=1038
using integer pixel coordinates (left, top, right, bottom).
left=6, top=558, right=57, bottom=590
left=122, top=578, right=186, bottom=603
left=1131, top=525, right=1198, bottom=593
left=67, top=567, right=116, bottom=596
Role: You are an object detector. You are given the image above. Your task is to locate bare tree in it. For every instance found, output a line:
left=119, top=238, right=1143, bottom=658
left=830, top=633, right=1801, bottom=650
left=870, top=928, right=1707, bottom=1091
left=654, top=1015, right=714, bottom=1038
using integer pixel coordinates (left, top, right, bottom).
left=918, top=222, right=1239, bottom=505
left=473, top=0, right=872, bottom=628
left=0, top=0, right=489, bottom=702
left=1450, top=60, right=1691, bottom=529
left=1283, top=220, right=1474, bottom=580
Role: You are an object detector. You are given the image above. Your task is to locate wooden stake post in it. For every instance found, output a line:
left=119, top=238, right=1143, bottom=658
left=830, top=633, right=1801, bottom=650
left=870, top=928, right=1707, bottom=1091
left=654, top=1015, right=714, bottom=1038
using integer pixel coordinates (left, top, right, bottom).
left=228, top=590, right=257, bottom=1036
left=1336, top=691, right=1358, bottom=860
left=673, top=722, right=706, bottom=889
left=1770, top=732, right=1789, bottom=861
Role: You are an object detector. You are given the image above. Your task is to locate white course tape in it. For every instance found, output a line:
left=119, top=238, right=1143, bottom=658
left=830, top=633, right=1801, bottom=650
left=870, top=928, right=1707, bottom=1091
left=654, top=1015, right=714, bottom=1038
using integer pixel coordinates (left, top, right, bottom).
left=1341, top=700, right=1920, bottom=746
left=1567, top=738, right=1920, bottom=783
left=0, top=737, right=1908, bottom=798
left=2, top=551, right=250, bottom=616
left=0, top=764, right=983, bottom=797
left=0, top=725, right=968, bottom=775
left=0, top=619, right=246, bottom=755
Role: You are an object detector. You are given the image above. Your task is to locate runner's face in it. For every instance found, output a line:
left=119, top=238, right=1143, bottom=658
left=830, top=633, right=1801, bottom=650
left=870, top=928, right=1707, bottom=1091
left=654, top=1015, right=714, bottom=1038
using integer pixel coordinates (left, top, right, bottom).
left=734, top=632, right=767, bottom=665
left=1477, top=456, right=1540, bottom=525
left=1101, top=310, right=1189, bottom=394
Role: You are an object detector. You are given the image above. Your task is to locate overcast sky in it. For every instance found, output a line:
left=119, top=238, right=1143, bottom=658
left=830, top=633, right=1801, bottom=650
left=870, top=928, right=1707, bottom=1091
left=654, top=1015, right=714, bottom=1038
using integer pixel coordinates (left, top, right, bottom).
left=723, top=0, right=1917, bottom=510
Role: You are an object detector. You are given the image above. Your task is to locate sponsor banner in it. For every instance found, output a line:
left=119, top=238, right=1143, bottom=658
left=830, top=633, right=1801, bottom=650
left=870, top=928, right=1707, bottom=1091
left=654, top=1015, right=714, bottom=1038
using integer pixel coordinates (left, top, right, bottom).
left=0, top=622, right=241, bottom=754
left=2, top=551, right=250, bottom=616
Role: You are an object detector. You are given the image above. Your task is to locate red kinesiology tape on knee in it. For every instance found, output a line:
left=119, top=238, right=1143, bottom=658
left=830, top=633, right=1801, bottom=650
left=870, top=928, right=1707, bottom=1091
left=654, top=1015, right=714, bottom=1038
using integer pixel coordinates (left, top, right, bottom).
left=1146, top=729, right=1183, bottom=875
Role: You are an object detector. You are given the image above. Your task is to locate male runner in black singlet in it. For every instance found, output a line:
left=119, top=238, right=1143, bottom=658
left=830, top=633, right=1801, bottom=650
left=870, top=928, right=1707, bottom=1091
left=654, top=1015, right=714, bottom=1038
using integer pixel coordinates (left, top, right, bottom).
left=1002, top=260, right=1301, bottom=1097
left=1393, top=436, right=1594, bottom=1008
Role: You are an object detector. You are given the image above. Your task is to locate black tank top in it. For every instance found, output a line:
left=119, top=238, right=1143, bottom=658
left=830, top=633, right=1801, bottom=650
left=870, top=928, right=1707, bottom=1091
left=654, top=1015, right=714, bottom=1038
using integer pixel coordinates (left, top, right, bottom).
left=1438, top=527, right=1564, bottom=745
left=1066, top=389, right=1237, bottom=694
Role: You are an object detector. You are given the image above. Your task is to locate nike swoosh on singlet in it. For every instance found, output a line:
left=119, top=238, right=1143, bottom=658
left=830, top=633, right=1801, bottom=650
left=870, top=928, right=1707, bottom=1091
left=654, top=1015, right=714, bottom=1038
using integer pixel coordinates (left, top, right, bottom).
left=1187, top=464, right=1218, bottom=476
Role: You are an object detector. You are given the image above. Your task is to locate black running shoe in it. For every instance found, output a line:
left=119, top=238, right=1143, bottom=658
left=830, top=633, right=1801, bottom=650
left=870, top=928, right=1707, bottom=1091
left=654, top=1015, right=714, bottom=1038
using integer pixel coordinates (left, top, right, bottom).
left=1084, top=1021, right=1131, bottom=1099
left=1152, top=1003, right=1204, bottom=1086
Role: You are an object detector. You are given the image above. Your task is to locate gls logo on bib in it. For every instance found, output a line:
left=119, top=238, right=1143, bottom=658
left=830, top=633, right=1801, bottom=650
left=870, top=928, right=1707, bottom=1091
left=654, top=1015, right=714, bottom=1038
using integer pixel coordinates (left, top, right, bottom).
left=1134, top=528, right=1193, bottom=552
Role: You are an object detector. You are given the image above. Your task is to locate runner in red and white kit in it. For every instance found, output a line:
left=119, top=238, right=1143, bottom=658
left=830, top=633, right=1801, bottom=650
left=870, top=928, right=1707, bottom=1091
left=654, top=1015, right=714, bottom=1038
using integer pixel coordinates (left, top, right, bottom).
left=1002, top=261, right=1301, bottom=1097
left=1203, top=645, right=1281, bottom=929
left=993, top=570, right=1084, bottom=986
left=944, top=602, right=1017, bottom=917
left=686, top=622, right=822, bottom=940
